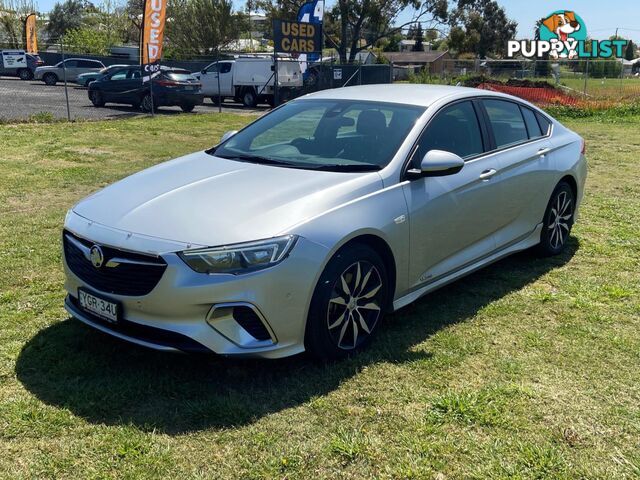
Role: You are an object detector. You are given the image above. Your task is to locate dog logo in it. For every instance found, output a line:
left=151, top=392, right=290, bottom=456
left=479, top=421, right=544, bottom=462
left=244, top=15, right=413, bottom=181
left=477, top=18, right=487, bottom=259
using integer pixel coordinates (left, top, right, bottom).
left=540, top=10, right=586, bottom=59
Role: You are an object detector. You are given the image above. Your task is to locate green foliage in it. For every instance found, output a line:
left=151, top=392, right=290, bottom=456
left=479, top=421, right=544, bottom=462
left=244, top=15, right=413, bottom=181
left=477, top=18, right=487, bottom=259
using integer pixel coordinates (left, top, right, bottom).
left=545, top=101, right=640, bottom=119
left=27, top=111, right=56, bottom=123
left=63, top=26, right=111, bottom=55
left=46, top=0, right=86, bottom=39
left=0, top=0, right=38, bottom=48
left=447, top=0, right=517, bottom=58
left=624, top=40, right=636, bottom=61
left=166, top=0, right=246, bottom=56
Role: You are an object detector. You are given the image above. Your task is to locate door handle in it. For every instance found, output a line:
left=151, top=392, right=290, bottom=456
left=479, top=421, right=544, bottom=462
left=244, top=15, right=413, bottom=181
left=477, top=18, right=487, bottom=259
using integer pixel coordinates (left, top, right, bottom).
left=479, top=168, right=497, bottom=180
left=537, top=147, right=551, bottom=157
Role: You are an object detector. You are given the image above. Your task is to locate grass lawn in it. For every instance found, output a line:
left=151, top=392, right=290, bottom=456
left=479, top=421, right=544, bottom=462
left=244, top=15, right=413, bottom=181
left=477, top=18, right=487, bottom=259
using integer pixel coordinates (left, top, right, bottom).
left=559, top=77, right=640, bottom=99
left=0, top=112, right=639, bottom=479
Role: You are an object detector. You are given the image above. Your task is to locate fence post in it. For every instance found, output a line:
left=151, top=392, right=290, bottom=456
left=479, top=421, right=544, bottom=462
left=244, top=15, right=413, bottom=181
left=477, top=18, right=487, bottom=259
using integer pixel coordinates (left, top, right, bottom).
left=274, top=52, right=279, bottom=107
left=147, top=44, right=155, bottom=117
left=60, top=39, right=71, bottom=122
left=216, top=50, right=222, bottom=113
left=583, top=58, right=589, bottom=96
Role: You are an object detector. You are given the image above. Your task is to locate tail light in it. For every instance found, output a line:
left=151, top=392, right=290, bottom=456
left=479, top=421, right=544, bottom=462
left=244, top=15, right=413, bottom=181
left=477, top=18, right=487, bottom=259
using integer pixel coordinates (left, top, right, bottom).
left=580, top=138, right=586, bottom=155
left=155, top=79, right=179, bottom=87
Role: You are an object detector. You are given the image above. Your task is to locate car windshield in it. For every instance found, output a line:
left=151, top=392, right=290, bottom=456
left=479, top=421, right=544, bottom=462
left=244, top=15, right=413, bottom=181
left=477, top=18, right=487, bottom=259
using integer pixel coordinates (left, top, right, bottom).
left=212, top=99, right=424, bottom=171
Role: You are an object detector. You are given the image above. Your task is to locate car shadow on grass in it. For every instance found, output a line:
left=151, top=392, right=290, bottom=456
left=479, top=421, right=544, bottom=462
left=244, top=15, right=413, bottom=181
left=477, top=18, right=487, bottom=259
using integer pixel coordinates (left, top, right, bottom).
left=16, top=239, right=578, bottom=434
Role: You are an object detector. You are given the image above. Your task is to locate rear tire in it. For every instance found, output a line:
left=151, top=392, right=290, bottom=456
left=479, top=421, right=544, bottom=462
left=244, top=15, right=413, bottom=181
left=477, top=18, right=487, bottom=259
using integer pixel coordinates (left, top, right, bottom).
left=89, top=90, right=105, bottom=107
left=210, top=96, right=222, bottom=105
left=537, top=181, right=575, bottom=256
left=18, top=68, right=33, bottom=80
left=43, top=73, right=58, bottom=85
left=305, top=244, right=389, bottom=361
left=181, top=103, right=195, bottom=113
left=242, top=89, right=257, bottom=108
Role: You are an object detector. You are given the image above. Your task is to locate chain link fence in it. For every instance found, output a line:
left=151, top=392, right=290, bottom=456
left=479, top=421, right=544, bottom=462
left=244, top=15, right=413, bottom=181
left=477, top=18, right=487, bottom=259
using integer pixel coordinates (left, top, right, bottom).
left=1, top=42, right=393, bottom=123
left=408, top=58, right=640, bottom=107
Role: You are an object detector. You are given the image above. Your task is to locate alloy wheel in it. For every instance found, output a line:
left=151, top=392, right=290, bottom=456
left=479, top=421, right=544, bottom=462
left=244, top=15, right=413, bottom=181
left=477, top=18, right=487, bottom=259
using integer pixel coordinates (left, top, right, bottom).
left=327, top=261, right=383, bottom=350
left=548, top=190, right=573, bottom=249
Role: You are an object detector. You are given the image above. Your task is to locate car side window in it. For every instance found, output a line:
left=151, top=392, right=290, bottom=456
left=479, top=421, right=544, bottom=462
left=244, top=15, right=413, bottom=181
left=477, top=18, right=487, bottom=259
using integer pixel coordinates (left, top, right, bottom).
left=520, top=106, right=543, bottom=138
left=64, top=60, right=78, bottom=68
left=128, top=69, right=141, bottom=79
left=535, top=112, right=551, bottom=136
left=110, top=70, right=127, bottom=81
left=220, top=63, right=232, bottom=74
left=414, top=101, right=484, bottom=162
left=483, top=99, right=529, bottom=148
left=205, top=63, right=219, bottom=73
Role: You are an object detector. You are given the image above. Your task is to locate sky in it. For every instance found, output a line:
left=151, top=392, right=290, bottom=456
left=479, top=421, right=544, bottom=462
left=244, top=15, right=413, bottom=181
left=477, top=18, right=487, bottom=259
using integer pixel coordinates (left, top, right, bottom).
left=35, top=0, right=640, bottom=43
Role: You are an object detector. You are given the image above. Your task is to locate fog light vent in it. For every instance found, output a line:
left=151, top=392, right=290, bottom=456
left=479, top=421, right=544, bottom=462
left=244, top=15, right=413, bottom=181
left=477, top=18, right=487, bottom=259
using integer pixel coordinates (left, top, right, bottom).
left=232, top=306, right=271, bottom=341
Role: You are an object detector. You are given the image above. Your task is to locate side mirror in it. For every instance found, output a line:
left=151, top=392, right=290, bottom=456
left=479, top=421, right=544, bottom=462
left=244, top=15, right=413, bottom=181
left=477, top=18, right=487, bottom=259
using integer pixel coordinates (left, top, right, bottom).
left=220, top=130, right=238, bottom=143
left=408, top=150, right=464, bottom=178
left=201, top=69, right=206, bottom=74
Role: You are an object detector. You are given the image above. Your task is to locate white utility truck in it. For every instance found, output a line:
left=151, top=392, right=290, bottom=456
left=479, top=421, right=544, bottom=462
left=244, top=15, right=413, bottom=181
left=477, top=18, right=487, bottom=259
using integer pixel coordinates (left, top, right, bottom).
left=195, top=56, right=303, bottom=107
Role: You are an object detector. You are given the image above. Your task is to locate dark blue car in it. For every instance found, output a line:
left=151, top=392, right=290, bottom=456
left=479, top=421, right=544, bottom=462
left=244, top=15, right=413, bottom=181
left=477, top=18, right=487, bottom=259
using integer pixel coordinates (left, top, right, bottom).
left=88, top=66, right=204, bottom=112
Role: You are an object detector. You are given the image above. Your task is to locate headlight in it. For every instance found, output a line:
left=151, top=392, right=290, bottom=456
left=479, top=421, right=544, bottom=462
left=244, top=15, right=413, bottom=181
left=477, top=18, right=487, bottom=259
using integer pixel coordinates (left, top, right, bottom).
left=178, top=235, right=297, bottom=274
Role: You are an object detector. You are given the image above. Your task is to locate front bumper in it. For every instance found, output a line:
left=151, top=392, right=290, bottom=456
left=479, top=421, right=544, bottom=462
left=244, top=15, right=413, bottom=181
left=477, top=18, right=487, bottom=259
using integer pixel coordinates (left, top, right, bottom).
left=62, top=213, right=329, bottom=358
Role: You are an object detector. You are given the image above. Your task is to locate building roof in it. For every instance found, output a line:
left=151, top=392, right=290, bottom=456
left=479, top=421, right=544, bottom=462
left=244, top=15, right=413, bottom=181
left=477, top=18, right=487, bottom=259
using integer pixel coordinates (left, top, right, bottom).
left=383, top=51, right=448, bottom=64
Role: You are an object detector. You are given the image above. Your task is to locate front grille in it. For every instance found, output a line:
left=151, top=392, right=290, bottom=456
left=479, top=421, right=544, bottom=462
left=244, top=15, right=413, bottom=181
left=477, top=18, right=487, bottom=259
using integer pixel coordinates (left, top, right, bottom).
left=63, top=230, right=167, bottom=296
left=68, top=296, right=210, bottom=353
left=232, top=306, right=272, bottom=341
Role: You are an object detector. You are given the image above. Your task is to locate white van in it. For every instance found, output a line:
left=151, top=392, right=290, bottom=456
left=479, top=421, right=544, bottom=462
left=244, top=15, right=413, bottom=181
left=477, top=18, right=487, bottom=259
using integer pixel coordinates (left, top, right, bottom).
left=195, top=57, right=303, bottom=107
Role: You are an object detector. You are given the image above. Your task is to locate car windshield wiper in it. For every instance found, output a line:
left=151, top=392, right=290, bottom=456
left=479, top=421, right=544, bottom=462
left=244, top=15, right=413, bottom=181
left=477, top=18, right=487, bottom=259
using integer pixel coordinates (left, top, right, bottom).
left=309, top=163, right=382, bottom=172
left=215, top=153, right=296, bottom=167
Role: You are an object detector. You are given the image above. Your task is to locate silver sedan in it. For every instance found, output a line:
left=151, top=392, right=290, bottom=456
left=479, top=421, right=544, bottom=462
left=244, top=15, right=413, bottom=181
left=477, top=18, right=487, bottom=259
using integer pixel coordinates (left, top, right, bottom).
left=62, top=84, right=587, bottom=359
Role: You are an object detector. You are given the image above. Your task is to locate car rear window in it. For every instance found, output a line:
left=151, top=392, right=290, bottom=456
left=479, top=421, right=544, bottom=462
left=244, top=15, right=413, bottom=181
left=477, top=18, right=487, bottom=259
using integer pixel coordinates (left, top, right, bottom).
left=483, top=99, right=529, bottom=148
left=165, top=72, right=196, bottom=82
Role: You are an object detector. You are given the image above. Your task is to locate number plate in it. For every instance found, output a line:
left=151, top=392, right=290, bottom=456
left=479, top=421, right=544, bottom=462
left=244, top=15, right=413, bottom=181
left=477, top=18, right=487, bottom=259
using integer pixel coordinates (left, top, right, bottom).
left=78, top=289, right=119, bottom=324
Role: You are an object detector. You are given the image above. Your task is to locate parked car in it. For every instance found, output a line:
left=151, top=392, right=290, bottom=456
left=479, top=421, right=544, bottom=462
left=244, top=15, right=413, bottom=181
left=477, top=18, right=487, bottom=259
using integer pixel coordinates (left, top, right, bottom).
left=194, top=57, right=302, bottom=107
left=34, top=58, right=105, bottom=85
left=76, top=64, right=129, bottom=87
left=87, top=66, right=203, bottom=112
left=61, top=84, right=586, bottom=359
left=0, top=51, right=44, bottom=80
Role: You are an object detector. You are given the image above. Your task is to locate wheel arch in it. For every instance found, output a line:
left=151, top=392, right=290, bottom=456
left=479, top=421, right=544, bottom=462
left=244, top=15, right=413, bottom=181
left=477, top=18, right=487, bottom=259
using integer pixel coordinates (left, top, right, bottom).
left=559, top=174, right=578, bottom=200
left=328, top=234, right=397, bottom=312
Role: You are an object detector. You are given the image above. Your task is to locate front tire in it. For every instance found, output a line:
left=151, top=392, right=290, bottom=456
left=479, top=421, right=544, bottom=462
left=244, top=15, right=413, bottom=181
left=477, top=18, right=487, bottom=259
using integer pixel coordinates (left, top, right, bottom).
left=89, top=90, right=105, bottom=107
left=537, top=181, right=575, bottom=256
left=181, top=103, right=195, bottom=113
left=305, top=244, right=388, bottom=360
left=141, top=94, right=155, bottom=113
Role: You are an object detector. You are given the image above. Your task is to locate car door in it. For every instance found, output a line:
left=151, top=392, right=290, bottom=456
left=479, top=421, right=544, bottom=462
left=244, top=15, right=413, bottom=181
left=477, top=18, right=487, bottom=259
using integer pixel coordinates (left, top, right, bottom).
left=99, top=68, right=130, bottom=103
left=480, top=99, right=555, bottom=249
left=199, top=62, right=220, bottom=95
left=61, top=59, right=79, bottom=80
left=218, top=61, right=234, bottom=96
left=402, top=100, right=504, bottom=289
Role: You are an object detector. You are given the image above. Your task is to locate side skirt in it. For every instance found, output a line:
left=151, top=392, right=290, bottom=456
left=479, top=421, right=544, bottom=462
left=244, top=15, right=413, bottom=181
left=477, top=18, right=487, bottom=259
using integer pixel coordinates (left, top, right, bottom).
left=392, top=223, right=543, bottom=311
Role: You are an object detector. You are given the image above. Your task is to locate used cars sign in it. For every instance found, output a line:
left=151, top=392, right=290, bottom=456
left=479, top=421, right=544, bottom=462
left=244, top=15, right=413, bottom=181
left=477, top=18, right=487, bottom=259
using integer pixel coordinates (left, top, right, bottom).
left=273, top=19, right=322, bottom=54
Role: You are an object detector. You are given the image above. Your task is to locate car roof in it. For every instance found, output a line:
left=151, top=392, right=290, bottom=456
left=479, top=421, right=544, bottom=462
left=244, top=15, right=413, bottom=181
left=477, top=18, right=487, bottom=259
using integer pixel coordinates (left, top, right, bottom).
left=302, top=84, right=510, bottom=107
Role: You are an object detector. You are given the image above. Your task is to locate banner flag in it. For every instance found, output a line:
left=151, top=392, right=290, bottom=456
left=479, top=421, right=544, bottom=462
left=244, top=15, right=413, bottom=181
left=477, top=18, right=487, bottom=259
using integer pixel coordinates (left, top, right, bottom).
left=140, top=0, right=167, bottom=82
left=24, top=13, right=38, bottom=54
left=296, top=1, right=324, bottom=74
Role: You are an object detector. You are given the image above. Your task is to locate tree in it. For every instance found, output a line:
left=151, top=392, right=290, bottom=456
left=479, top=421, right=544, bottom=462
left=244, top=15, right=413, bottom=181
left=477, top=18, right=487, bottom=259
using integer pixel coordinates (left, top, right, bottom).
left=46, top=0, right=89, bottom=40
left=166, top=0, right=247, bottom=56
left=64, top=26, right=110, bottom=54
left=447, top=0, right=517, bottom=58
left=624, top=40, right=636, bottom=61
left=329, top=0, right=447, bottom=63
left=0, top=0, right=38, bottom=48
left=411, top=22, right=424, bottom=51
